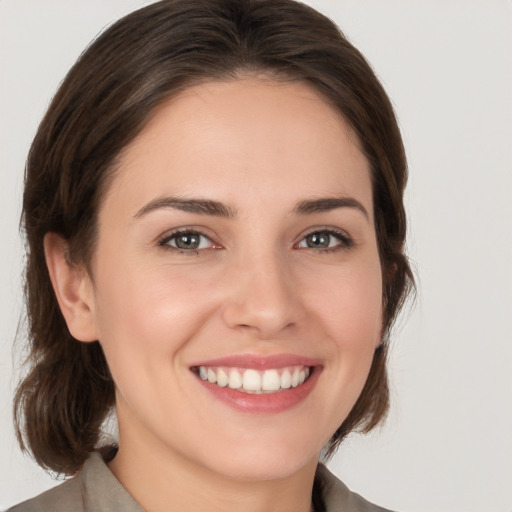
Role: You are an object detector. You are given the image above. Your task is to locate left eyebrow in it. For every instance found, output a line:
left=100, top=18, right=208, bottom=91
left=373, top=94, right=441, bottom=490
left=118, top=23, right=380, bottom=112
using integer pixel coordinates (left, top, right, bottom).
left=292, top=197, right=369, bottom=220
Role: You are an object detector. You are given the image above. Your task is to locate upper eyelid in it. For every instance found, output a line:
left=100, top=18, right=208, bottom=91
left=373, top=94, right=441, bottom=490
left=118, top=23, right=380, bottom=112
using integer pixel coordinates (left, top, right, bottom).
left=296, top=226, right=351, bottom=242
left=301, top=226, right=349, bottom=236
left=157, top=226, right=216, bottom=244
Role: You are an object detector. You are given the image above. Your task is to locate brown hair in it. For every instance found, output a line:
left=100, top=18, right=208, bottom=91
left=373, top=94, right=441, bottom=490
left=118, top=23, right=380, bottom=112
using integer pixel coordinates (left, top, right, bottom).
left=15, top=0, right=414, bottom=475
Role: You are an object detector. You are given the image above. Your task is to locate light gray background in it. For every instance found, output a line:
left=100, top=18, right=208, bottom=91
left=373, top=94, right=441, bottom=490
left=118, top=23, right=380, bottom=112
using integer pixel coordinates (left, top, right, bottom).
left=1, top=1, right=511, bottom=510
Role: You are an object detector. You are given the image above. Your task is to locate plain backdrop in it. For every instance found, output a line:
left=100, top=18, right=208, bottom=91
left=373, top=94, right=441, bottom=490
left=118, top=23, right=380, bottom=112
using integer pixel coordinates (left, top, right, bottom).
left=1, top=1, right=511, bottom=511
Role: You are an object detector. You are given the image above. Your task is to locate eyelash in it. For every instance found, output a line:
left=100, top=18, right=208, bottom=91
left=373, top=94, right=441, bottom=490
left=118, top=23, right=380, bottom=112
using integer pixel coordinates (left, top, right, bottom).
left=158, top=227, right=353, bottom=256
left=158, top=228, right=216, bottom=256
left=296, top=228, right=354, bottom=253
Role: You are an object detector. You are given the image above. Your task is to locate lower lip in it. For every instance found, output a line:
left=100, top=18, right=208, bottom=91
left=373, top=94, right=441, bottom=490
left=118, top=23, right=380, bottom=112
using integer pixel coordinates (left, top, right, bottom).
left=195, top=367, right=322, bottom=413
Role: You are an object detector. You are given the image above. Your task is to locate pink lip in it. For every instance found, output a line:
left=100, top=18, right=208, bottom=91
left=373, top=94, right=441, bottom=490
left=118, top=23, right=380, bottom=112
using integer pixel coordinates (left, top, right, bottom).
left=190, top=353, right=321, bottom=370
left=191, top=354, right=323, bottom=414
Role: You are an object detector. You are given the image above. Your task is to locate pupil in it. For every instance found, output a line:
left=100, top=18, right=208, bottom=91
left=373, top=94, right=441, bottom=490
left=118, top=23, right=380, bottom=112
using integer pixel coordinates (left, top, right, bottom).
left=176, top=233, right=199, bottom=249
left=308, top=233, right=329, bottom=248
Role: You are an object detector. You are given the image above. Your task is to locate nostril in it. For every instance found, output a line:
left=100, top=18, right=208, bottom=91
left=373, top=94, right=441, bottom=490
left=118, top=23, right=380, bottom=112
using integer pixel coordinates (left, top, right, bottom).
left=221, top=279, right=302, bottom=337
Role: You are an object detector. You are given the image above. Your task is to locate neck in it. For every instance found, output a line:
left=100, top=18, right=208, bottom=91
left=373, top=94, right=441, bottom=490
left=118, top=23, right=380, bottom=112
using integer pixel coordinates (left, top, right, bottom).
left=108, top=432, right=318, bottom=512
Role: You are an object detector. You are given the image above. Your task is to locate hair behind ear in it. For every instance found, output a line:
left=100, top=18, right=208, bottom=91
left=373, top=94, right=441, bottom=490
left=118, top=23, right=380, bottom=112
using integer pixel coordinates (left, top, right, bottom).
left=14, top=338, right=115, bottom=474
left=15, top=233, right=116, bottom=475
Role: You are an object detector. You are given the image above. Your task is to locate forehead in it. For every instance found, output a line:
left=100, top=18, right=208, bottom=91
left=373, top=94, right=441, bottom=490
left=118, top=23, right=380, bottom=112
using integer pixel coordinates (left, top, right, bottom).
left=102, top=77, right=372, bottom=220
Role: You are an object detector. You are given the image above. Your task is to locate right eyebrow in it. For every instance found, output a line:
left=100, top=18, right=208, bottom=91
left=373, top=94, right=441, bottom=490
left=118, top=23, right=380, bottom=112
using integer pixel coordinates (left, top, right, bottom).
left=133, top=196, right=237, bottom=220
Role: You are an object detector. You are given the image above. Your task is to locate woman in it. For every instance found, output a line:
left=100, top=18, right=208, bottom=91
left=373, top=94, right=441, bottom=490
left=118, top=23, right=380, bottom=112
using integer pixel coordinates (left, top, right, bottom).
left=10, top=0, right=413, bottom=510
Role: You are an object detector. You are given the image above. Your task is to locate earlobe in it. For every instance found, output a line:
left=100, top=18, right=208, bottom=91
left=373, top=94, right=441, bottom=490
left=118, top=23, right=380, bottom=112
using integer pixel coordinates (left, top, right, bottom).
left=44, top=232, right=98, bottom=342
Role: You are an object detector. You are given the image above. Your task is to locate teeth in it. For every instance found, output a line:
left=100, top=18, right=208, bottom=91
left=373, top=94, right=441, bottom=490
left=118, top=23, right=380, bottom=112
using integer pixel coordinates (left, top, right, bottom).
left=291, top=367, right=300, bottom=387
left=216, top=368, right=229, bottom=387
left=242, top=369, right=261, bottom=391
left=280, top=369, right=292, bottom=389
left=197, top=365, right=311, bottom=393
left=261, top=369, right=280, bottom=391
left=228, top=369, right=242, bottom=389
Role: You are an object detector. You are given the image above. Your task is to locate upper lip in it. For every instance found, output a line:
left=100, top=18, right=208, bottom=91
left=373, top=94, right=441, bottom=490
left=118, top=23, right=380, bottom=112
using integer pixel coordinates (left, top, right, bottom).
left=190, top=353, right=322, bottom=370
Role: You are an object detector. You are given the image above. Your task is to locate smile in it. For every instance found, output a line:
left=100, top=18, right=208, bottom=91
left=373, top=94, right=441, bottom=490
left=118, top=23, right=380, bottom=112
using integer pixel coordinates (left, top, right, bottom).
left=191, top=355, right=322, bottom=413
left=196, top=365, right=311, bottom=394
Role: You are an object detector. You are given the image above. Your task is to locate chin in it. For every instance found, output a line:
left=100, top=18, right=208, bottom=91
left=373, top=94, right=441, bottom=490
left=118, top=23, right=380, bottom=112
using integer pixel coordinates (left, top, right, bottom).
left=189, top=430, right=324, bottom=482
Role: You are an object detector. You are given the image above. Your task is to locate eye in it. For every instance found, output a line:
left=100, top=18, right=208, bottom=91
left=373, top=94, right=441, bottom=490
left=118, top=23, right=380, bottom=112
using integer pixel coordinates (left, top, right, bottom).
left=159, top=230, right=215, bottom=251
left=296, top=229, right=352, bottom=251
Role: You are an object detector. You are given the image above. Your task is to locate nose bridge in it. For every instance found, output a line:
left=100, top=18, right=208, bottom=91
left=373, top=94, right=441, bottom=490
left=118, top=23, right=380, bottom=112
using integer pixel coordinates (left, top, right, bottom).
left=222, top=245, right=301, bottom=338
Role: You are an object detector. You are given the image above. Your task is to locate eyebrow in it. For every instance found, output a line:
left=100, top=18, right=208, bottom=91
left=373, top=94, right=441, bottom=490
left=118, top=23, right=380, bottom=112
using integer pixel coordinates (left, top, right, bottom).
left=292, top=197, right=369, bottom=220
left=134, top=197, right=236, bottom=219
left=133, top=195, right=368, bottom=220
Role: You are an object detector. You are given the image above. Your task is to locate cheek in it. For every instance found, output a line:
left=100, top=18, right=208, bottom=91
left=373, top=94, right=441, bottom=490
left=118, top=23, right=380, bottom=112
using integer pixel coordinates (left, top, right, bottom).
left=92, top=262, right=218, bottom=359
left=306, top=261, right=383, bottom=347
left=90, top=265, right=213, bottom=416
left=293, top=262, right=383, bottom=436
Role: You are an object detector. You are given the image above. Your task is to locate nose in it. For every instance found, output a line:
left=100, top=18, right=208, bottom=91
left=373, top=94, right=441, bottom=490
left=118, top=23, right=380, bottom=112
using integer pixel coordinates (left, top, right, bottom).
left=221, top=251, right=303, bottom=339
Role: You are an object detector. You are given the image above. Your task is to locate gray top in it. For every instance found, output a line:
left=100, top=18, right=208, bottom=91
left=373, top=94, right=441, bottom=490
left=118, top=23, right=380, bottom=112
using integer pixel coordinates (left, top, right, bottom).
left=9, top=452, right=393, bottom=512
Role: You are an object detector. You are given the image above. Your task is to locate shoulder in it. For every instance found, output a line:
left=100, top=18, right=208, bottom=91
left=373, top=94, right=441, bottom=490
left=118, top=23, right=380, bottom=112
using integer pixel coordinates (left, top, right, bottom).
left=6, top=476, right=84, bottom=512
left=317, top=464, right=395, bottom=512
left=7, top=452, right=143, bottom=512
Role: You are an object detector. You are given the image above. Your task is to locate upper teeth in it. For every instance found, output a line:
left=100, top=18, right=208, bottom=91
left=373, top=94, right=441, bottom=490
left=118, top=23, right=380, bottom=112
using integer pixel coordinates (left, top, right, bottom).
left=197, top=366, right=310, bottom=393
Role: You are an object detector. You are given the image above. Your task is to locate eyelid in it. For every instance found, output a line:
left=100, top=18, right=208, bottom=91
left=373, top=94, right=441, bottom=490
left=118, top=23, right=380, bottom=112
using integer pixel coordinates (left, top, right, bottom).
left=157, top=227, right=221, bottom=251
left=294, top=226, right=354, bottom=250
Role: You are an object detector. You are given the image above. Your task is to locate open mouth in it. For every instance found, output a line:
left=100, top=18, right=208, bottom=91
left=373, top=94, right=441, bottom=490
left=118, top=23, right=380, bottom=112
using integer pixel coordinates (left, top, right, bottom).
left=192, top=365, right=312, bottom=394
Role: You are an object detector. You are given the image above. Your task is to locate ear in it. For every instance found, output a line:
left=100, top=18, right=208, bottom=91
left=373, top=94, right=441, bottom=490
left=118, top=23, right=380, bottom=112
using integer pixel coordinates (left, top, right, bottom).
left=44, top=232, right=98, bottom=342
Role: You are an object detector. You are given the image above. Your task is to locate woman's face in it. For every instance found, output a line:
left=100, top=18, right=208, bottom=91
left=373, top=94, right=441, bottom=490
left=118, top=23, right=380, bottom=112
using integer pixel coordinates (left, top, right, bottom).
left=85, top=78, right=382, bottom=480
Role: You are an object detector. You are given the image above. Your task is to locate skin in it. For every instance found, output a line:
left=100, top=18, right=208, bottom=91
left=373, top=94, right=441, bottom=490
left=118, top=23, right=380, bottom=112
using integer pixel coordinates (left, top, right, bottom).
left=46, top=77, right=383, bottom=512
